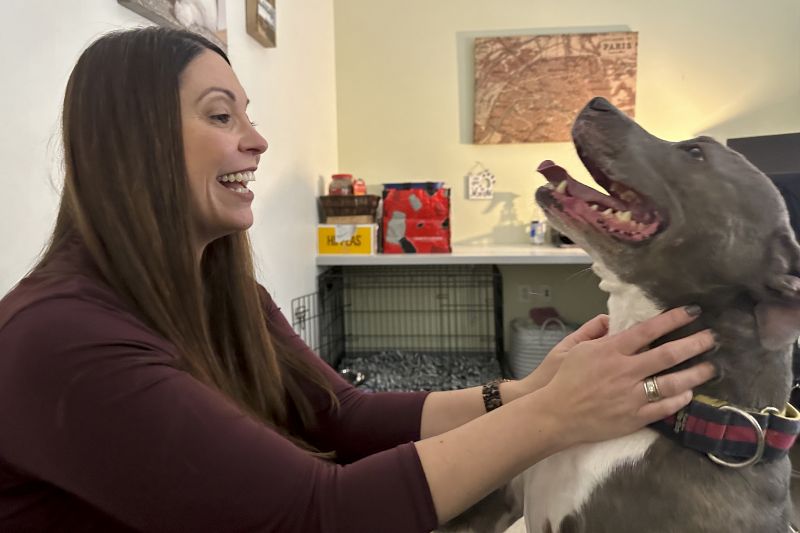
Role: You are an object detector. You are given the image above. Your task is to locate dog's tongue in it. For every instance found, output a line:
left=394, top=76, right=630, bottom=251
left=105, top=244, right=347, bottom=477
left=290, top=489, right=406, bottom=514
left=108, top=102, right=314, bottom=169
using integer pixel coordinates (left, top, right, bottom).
left=537, top=160, right=628, bottom=211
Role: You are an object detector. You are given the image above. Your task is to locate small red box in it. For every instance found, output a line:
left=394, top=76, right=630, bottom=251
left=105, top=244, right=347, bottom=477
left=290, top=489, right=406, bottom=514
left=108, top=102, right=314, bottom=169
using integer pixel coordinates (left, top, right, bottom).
left=382, top=183, right=451, bottom=254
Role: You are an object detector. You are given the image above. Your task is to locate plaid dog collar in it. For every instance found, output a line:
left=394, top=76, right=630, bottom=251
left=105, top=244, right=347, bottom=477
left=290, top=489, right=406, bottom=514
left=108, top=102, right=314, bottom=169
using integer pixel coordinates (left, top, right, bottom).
left=650, top=394, right=800, bottom=468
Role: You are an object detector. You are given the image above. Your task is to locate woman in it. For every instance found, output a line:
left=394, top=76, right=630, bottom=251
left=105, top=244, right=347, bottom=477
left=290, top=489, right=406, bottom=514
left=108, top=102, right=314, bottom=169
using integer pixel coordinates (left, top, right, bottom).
left=0, top=27, right=715, bottom=532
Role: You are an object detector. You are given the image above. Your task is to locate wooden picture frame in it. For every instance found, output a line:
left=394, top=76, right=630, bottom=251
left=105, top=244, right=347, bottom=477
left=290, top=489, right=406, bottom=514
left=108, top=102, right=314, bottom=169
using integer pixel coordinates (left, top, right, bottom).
left=246, top=0, right=276, bottom=48
left=117, top=0, right=228, bottom=50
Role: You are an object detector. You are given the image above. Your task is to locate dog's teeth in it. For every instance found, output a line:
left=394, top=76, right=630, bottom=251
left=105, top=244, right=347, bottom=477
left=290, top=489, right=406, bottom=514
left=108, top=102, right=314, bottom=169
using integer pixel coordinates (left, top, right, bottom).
left=545, top=183, right=555, bottom=190
left=616, top=211, right=632, bottom=222
left=603, top=208, right=613, bottom=216
left=556, top=181, right=568, bottom=194
left=591, top=205, right=599, bottom=211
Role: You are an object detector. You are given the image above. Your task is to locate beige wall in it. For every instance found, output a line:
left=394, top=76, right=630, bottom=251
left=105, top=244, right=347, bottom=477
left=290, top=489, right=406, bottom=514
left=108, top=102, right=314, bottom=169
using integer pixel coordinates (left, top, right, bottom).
left=499, top=264, right=608, bottom=339
left=333, top=0, right=800, bottom=246
left=333, top=0, right=800, bottom=329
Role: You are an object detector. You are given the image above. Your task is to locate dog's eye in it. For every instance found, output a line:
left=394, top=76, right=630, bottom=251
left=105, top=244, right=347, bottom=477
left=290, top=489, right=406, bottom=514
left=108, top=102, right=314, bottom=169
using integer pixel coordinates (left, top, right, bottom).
left=686, top=146, right=705, bottom=161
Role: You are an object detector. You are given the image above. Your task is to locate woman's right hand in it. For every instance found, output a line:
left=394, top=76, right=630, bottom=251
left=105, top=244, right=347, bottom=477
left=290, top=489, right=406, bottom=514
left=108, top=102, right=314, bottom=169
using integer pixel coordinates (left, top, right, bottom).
left=538, top=305, right=717, bottom=445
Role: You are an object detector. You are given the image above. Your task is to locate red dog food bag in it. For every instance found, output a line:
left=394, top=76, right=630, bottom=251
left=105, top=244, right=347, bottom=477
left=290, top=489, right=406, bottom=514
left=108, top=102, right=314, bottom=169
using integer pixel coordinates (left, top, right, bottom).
left=382, top=182, right=451, bottom=254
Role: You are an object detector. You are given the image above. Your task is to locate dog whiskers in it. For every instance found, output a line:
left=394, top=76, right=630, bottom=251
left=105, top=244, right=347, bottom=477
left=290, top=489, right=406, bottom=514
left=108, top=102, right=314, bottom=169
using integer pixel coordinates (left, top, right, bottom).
left=565, top=266, right=595, bottom=282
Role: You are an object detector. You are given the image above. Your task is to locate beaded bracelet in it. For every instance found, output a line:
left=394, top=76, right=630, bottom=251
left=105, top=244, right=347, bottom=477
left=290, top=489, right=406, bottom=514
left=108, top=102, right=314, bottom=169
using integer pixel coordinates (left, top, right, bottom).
left=481, top=378, right=507, bottom=412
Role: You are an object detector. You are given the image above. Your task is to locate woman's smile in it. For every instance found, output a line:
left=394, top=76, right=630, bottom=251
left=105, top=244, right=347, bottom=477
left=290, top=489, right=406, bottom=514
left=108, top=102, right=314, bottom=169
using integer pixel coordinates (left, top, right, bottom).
left=216, top=170, right=256, bottom=200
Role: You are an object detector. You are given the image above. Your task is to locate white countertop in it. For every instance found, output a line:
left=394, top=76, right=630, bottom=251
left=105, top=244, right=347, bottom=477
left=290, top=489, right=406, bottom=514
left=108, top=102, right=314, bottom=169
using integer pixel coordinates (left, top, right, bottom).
left=316, top=244, right=592, bottom=266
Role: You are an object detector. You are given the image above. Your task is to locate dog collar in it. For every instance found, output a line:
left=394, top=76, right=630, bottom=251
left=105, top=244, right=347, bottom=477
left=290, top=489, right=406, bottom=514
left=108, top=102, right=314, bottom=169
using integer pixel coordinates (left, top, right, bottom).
left=650, top=394, right=800, bottom=468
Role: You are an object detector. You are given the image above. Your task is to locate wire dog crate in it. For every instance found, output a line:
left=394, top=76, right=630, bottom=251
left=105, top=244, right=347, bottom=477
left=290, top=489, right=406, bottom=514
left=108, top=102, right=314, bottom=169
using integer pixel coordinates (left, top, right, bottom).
left=291, top=265, right=504, bottom=392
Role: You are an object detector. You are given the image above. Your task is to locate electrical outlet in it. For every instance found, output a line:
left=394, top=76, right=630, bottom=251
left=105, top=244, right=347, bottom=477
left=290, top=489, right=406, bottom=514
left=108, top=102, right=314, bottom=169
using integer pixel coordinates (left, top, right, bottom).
left=532, top=284, right=552, bottom=302
left=533, top=285, right=553, bottom=302
left=518, top=285, right=532, bottom=302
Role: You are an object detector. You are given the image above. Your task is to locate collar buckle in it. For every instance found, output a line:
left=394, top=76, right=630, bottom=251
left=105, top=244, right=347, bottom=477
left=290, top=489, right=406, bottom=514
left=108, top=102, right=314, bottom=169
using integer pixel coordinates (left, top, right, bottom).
left=706, top=404, right=766, bottom=468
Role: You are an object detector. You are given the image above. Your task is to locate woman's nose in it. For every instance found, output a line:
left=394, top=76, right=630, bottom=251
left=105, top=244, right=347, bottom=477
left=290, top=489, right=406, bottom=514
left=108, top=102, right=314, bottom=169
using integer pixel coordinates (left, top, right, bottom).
left=242, top=126, right=268, bottom=155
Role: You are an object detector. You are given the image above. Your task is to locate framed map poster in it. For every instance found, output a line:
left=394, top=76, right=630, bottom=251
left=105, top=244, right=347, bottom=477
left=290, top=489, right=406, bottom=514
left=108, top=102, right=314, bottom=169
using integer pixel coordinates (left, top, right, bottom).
left=473, top=31, right=638, bottom=144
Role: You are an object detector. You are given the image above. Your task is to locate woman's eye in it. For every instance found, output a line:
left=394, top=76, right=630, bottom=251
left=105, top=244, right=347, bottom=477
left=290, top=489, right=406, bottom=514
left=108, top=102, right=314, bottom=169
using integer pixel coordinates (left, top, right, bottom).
left=210, top=114, right=231, bottom=124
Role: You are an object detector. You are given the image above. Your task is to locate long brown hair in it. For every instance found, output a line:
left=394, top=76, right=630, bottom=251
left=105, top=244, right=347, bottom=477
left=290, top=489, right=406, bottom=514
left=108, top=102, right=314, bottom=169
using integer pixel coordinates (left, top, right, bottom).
left=37, top=27, right=336, bottom=449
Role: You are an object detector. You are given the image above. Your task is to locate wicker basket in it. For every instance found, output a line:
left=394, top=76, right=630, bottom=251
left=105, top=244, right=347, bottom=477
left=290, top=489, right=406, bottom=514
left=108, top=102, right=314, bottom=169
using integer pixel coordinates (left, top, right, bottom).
left=506, top=317, right=576, bottom=379
left=319, top=195, right=380, bottom=220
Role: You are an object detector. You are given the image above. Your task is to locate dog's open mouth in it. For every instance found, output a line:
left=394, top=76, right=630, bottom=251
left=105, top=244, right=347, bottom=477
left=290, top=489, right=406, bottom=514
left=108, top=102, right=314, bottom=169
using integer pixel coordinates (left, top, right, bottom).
left=537, top=158, right=665, bottom=242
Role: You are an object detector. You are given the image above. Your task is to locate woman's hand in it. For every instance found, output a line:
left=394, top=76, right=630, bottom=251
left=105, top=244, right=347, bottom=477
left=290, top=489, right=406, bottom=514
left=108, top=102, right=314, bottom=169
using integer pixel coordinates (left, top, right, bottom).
left=538, top=305, right=717, bottom=445
left=416, top=307, right=714, bottom=525
left=516, top=314, right=611, bottom=394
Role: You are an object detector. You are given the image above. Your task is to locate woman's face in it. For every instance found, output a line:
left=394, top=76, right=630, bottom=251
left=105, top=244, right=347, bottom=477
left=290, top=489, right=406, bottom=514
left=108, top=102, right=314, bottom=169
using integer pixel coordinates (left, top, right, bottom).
left=179, top=50, right=267, bottom=248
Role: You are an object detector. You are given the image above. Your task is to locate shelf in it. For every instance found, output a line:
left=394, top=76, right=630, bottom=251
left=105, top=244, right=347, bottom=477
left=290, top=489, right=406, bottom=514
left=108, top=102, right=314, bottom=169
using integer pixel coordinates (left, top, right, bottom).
left=316, top=244, right=592, bottom=266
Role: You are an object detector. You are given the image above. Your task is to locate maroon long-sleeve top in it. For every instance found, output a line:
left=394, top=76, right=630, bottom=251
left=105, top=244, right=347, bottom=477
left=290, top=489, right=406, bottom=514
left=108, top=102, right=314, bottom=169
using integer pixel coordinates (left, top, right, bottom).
left=0, top=248, right=438, bottom=532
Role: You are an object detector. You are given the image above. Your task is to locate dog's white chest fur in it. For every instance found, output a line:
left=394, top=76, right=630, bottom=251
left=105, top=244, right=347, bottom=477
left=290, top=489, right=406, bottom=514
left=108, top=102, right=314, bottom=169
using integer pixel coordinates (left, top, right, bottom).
left=510, top=262, right=664, bottom=533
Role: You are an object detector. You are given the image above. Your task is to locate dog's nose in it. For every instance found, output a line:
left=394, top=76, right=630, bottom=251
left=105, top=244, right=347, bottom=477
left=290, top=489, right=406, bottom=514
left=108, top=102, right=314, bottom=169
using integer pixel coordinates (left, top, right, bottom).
left=588, top=97, right=613, bottom=112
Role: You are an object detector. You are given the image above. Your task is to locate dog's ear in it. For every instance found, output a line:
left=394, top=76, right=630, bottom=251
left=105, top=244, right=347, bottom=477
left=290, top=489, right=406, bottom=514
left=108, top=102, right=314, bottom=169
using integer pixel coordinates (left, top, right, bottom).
left=755, top=230, right=800, bottom=350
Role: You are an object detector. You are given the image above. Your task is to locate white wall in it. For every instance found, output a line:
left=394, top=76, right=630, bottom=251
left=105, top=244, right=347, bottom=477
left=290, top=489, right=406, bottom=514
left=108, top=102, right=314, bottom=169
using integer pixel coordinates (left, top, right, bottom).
left=333, top=0, right=800, bottom=246
left=227, top=0, right=338, bottom=311
left=0, top=0, right=338, bottom=313
left=0, top=2, right=142, bottom=295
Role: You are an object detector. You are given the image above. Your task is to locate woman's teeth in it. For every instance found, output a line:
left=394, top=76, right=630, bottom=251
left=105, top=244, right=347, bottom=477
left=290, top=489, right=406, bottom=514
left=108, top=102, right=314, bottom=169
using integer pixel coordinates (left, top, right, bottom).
left=217, top=170, right=255, bottom=183
left=216, top=171, right=255, bottom=194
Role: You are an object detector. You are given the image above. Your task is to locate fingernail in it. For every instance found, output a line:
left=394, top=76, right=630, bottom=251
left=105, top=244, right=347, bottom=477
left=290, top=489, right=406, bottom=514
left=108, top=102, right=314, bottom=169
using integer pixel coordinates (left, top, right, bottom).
left=684, top=305, right=702, bottom=316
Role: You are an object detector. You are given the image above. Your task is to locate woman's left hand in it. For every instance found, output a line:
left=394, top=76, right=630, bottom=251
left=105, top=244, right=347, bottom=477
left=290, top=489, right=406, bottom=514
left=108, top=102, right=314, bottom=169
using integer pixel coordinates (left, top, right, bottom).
left=515, top=314, right=611, bottom=395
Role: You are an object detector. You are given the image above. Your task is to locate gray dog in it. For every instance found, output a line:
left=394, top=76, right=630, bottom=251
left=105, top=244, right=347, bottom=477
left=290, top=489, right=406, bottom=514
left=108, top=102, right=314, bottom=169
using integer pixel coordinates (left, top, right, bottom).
left=504, top=97, right=800, bottom=533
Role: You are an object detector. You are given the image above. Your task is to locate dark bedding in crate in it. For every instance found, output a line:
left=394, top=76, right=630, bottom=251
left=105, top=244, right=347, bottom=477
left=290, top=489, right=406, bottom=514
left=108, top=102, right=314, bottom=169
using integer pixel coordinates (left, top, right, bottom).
left=336, top=350, right=502, bottom=392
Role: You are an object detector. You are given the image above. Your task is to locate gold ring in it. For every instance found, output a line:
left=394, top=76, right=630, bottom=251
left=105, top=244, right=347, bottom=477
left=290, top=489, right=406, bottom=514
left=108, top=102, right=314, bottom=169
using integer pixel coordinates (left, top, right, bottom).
left=643, top=376, right=662, bottom=403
